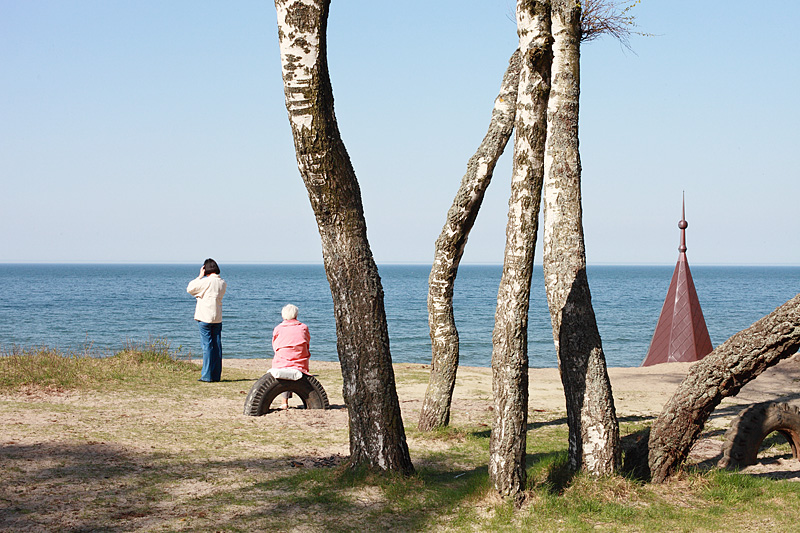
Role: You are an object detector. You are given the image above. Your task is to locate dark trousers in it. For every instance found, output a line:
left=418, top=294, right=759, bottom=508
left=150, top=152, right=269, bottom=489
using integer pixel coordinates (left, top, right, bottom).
left=198, top=321, right=222, bottom=382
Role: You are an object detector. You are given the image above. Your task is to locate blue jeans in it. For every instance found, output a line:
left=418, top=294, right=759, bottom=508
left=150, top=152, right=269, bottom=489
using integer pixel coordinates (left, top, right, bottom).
left=198, top=321, right=222, bottom=382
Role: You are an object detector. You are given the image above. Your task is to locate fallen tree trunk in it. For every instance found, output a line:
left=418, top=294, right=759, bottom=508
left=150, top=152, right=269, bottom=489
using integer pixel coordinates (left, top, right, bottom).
left=648, top=293, right=800, bottom=483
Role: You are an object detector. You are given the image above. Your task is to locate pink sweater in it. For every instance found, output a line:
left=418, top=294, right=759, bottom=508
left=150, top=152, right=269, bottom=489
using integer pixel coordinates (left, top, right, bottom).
left=271, top=319, right=310, bottom=374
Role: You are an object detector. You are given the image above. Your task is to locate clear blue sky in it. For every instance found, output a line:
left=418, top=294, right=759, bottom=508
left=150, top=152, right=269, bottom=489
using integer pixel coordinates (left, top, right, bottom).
left=2, top=1, right=798, bottom=265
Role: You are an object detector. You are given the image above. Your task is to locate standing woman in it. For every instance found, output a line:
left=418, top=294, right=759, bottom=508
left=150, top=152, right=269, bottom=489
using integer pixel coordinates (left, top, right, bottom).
left=187, top=258, right=227, bottom=382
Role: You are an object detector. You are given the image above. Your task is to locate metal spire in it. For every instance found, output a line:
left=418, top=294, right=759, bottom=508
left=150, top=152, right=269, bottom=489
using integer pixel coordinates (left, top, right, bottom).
left=642, top=194, right=713, bottom=366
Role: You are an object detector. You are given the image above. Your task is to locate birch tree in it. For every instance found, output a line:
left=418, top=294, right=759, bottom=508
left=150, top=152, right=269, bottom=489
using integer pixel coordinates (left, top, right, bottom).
left=274, top=0, right=413, bottom=474
left=419, top=50, right=522, bottom=432
left=489, top=0, right=552, bottom=498
left=420, top=0, right=642, bottom=434
left=541, top=0, right=620, bottom=474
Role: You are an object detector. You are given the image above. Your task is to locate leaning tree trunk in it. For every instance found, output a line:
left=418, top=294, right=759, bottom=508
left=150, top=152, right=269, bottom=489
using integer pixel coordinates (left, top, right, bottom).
left=274, top=0, right=413, bottom=475
left=489, top=0, right=552, bottom=499
left=541, top=0, right=619, bottom=475
left=648, top=293, right=800, bottom=483
left=419, top=50, right=522, bottom=432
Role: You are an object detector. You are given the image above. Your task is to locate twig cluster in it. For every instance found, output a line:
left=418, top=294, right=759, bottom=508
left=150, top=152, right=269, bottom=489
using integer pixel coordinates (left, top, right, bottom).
left=580, top=0, right=642, bottom=48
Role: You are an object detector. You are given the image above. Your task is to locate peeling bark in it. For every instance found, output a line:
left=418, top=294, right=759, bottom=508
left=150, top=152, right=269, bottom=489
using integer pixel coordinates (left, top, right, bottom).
left=489, top=0, right=552, bottom=499
left=541, top=0, right=619, bottom=475
left=648, top=293, right=800, bottom=483
left=419, top=50, right=522, bottom=432
left=274, top=0, right=413, bottom=475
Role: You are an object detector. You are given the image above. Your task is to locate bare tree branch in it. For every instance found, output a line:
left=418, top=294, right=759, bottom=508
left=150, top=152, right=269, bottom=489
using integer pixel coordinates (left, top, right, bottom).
left=580, top=0, right=643, bottom=48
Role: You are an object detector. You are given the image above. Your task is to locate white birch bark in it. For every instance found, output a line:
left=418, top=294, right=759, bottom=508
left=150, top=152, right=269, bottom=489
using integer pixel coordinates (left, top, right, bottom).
left=489, top=0, right=552, bottom=499
left=419, top=50, right=522, bottom=432
left=274, top=0, right=413, bottom=475
left=542, top=0, right=619, bottom=475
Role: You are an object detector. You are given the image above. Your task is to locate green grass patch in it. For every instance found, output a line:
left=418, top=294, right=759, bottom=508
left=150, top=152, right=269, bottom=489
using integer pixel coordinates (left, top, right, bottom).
left=0, top=340, right=196, bottom=392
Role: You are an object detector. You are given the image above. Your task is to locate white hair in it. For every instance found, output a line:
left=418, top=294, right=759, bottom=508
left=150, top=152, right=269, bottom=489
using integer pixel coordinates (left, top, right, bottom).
left=281, top=304, right=299, bottom=320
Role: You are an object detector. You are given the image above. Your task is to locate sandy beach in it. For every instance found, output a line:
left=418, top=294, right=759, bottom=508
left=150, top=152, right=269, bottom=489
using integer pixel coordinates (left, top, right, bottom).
left=220, top=353, right=800, bottom=476
left=224, top=352, right=800, bottom=422
left=4, top=353, right=799, bottom=478
left=3, top=352, right=800, bottom=531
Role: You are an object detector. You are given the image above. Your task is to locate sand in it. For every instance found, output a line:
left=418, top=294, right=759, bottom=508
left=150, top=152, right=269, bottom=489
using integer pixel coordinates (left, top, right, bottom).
left=2, top=353, right=799, bottom=531
left=222, top=352, right=800, bottom=477
left=224, top=352, right=800, bottom=421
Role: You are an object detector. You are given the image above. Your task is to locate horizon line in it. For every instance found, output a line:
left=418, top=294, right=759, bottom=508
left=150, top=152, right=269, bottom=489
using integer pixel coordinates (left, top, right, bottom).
left=2, top=261, right=800, bottom=268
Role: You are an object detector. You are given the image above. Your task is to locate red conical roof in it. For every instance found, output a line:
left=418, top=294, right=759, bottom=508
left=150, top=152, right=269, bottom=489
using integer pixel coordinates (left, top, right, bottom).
left=641, top=197, right=713, bottom=366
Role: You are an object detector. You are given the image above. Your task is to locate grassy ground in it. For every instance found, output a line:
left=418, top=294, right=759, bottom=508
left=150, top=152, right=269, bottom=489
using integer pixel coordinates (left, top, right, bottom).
left=1, top=346, right=799, bottom=532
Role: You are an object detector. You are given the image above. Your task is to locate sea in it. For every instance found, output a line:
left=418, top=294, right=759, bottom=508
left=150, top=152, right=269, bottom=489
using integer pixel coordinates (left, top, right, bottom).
left=1, top=264, right=798, bottom=368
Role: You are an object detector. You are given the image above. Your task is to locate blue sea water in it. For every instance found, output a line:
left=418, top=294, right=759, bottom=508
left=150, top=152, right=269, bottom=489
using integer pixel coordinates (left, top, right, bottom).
left=1, top=264, right=798, bottom=368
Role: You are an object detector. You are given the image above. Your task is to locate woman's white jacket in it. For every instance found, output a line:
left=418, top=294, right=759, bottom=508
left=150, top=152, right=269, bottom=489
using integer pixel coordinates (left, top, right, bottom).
left=187, top=274, right=226, bottom=323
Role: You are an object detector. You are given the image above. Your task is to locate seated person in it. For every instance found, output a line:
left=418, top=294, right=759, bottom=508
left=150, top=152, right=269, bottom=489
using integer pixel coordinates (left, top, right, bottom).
left=271, top=304, right=311, bottom=409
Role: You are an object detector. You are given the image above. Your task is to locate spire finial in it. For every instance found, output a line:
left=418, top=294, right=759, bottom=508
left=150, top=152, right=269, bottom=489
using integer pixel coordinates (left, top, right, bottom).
left=678, top=191, right=688, bottom=253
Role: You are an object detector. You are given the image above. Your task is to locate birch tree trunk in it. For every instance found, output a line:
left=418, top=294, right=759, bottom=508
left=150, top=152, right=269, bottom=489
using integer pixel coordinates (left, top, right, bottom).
left=489, top=0, right=552, bottom=499
left=419, top=50, right=522, bottom=432
left=648, top=293, right=800, bottom=483
left=541, top=0, right=620, bottom=475
left=274, top=0, right=413, bottom=475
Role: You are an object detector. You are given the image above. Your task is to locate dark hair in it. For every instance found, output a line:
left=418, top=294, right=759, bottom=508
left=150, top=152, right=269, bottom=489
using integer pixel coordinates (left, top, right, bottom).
left=203, top=258, right=220, bottom=275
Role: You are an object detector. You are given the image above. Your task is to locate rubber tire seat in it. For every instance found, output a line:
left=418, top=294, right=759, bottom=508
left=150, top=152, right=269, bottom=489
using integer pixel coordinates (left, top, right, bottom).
left=243, top=372, right=330, bottom=416
left=719, top=401, right=800, bottom=468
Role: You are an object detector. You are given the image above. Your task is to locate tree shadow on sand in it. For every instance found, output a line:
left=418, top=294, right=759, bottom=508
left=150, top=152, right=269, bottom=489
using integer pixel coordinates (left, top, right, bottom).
left=0, top=441, right=492, bottom=532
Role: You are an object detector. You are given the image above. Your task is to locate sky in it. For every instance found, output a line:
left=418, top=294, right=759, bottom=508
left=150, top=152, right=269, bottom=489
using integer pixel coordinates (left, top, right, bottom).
left=1, top=0, right=798, bottom=265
